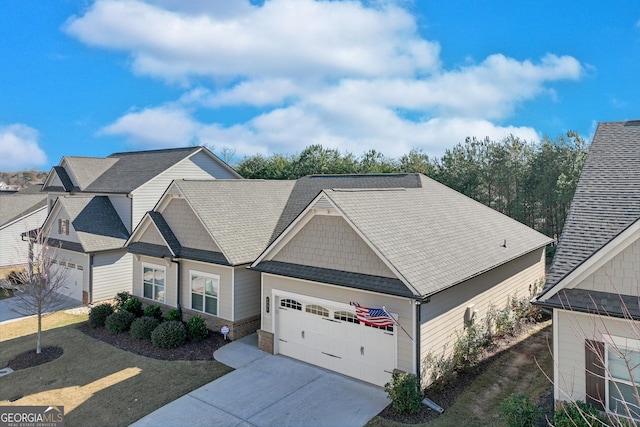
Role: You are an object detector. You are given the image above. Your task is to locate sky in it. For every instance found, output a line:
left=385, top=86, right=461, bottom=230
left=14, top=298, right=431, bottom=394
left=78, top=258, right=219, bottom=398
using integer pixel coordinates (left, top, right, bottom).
left=1, top=0, right=639, bottom=172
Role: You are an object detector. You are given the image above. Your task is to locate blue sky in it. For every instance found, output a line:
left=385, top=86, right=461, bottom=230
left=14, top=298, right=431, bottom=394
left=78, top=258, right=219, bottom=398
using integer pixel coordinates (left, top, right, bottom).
left=1, top=0, right=638, bottom=171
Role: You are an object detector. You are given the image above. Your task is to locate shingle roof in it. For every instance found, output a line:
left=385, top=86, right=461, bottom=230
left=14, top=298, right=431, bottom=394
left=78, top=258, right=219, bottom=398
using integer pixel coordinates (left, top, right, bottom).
left=322, top=176, right=552, bottom=297
left=0, top=193, right=47, bottom=227
left=541, top=288, right=640, bottom=321
left=58, top=196, right=130, bottom=252
left=541, top=120, right=640, bottom=294
left=172, top=179, right=296, bottom=265
left=148, top=211, right=181, bottom=255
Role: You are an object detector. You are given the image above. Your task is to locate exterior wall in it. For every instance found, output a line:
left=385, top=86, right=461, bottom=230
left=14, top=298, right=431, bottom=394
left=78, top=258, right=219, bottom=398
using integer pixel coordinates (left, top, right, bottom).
left=260, top=273, right=415, bottom=375
left=130, top=151, right=238, bottom=228
left=0, top=207, right=47, bottom=268
left=180, top=260, right=233, bottom=321
left=419, top=248, right=546, bottom=366
left=554, top=309, right=640, bottom=403
left=139, top=223, right=167, bottom=246
left=108, top=195, right=132, bottom=233
left=575, top=238, right=640, bottom=296
left=132, top=255, right=179, bottom=307
left=49, top=248, right=88, bottom=302
left=273, top=214, right=396, bottom=278
left=233, top=266, right=261, bottom=320
left=49, top=205, right=80, bottom=243
left=161, top=198, right=220, bottom=252
left=92, top=250, right=133, bottom=302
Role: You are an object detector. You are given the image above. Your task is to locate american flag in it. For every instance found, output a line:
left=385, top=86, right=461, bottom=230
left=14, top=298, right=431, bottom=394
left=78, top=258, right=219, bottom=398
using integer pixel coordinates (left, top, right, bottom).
left=350, top=302, right=394, bottom=327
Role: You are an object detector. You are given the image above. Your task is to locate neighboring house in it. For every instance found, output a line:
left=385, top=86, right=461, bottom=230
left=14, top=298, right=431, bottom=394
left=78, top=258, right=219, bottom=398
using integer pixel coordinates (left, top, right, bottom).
left=534, top=120, right=640, bottom=419
left=38, top=147, right=241, bottom=304
left=126, top=172, right=550, bottom=387
left=0, top=192, right=47, bottom=269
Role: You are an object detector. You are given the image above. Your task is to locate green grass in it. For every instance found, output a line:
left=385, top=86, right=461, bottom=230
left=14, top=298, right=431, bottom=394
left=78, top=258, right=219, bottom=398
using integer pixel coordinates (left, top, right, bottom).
left=0, top=311, right=233, bottom=427
left=367, top=321, right=554, bottom=427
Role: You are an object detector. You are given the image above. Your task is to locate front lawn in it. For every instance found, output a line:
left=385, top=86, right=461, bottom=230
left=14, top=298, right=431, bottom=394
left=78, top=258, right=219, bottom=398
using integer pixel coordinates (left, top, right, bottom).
left=0, top=311, right=233, bottom=427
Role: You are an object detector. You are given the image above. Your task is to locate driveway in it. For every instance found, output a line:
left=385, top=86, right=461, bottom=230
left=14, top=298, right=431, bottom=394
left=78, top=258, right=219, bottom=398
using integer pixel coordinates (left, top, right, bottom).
left=0, top=291, right=84, bottom=323
left=131, top=334, right=390, bottom=427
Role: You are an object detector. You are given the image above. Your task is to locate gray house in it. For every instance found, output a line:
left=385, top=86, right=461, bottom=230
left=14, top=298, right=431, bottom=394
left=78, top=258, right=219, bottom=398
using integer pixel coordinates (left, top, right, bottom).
left=39, top=147, right=241, bottom=303
left=534, top=120, right=640, bottom=419
left=0, top=191, right=47, bottom=269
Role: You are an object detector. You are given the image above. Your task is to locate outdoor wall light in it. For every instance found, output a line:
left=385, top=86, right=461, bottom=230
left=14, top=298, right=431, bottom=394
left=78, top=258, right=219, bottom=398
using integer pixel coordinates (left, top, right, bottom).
left=266, top=296, right=270, bottom=313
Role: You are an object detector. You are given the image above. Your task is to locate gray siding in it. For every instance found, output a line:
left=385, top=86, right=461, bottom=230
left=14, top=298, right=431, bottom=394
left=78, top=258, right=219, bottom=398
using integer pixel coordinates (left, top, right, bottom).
left=261, top=273, right=415, bottom=375
left=180, top=260, right=233, bottom=321
left=162, top=198, right=221, bottom=252
left=132, top=255, right=179, bottom=307
left=0, top=207, right=47, bottom=267
left=92, top=250, right=133, bottom=302
left=109, top=195, right=132, bottom=232
left=233, top=266, right=261, bottom=320
left=130, top=151, right=237, bottom=227
left=139, top=222, right=167, bottom=246
left=575, top=238, right=640, bottom=296
left=273, top=214, right=396, bottom=278
left=49, top=204, right=80, bottom=243
left=419, top=248, right=546, bottom=364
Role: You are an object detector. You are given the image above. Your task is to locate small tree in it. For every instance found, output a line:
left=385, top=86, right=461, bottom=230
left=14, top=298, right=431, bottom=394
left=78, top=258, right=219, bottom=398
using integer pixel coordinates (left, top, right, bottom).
left=1, top=228, right=71, bottom=354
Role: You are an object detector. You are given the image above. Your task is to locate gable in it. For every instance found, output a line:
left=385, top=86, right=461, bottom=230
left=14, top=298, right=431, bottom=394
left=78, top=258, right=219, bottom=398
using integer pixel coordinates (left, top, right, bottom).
left=272, top=214, right=397, bottom=279
left=161, top=198, right=221, bottom=253
left=139, top=222, right=168, bottom=247
left=47, top=203, right=80, bottom=243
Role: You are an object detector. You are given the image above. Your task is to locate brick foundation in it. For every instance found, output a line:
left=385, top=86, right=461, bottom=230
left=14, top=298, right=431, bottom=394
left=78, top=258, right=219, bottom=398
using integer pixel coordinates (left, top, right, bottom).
left=257, top=329, right=275, bottom=354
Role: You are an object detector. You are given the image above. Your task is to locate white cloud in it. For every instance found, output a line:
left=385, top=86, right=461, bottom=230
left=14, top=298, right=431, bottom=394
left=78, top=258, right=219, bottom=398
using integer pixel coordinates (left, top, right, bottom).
left=0, top=124, right=48, bottom=171
left=69, top=0, right=583, bottom=159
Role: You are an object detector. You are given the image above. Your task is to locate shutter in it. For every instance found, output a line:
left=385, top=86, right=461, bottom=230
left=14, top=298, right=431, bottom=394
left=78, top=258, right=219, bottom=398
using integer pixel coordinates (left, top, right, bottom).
left=585, top=339, right=605, bottom=410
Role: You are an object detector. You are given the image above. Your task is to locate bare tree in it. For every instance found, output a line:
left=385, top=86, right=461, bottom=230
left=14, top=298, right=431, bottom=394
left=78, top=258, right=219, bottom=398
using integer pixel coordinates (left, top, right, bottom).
left=2, top=227, right=71, bottom=354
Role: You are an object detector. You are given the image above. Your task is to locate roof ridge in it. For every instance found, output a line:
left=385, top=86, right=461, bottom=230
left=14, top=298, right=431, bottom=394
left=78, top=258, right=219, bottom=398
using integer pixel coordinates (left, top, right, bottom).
left=108, top=146, right=199, bottom=157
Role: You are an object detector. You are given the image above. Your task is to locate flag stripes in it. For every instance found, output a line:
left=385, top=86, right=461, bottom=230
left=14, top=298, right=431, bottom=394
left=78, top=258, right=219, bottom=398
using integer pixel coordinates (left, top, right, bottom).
left=350, top=302, right=394, bottom=327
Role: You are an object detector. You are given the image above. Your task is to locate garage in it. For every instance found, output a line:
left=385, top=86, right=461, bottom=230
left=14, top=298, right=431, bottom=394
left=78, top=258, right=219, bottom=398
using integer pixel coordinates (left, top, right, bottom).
left=52, top=259, right=84, bottom=302
left=275, top=294, right=396, bottom=387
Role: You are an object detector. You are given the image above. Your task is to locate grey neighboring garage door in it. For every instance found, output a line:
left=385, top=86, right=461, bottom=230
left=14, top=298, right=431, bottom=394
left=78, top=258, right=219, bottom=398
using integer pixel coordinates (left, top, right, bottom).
left=53, top=259, right=84, bottom=301
left=275, top=293, right=396, bottom=387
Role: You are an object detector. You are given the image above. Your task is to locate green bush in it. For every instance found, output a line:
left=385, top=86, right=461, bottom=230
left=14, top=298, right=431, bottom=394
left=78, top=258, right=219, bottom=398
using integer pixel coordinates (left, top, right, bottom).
left=89, top=303, right=114, bottom=328
left=130, top=316, right=160, bottom=340
left=143, top=304, right=163, bottom=321
left=165, top=308, right=182, bottom=322
left=114, top=291, right=131, bottom=311
left=105, top=310, right=135, bottom=334
left=384, top=371, right=423, bottom=414
left=151, top=320, right=186, bottom=349
left=187, top=315, right=208, bottom=341
left=122, top=296, right=143, bottom=317
left=553, top=401, right=606, bottom=427
left=423, top=351, right=456, bottom=393
left=499, top=394, right=542, bottom=427
left=452, top=323, right=486, bottom=371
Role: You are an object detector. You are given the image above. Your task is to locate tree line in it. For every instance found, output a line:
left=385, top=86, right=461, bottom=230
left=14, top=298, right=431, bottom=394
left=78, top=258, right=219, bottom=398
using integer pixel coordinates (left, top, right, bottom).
left=235, top=132, right=588, bottom=243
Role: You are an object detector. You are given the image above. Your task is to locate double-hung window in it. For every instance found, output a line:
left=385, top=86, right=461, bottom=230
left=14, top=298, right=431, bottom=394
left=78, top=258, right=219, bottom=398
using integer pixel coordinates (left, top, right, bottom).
left=143, top=264, right=165, bottom=302
left=191, top=272, right=219, bottom=316
left=607, top=337, right=640, bottom=420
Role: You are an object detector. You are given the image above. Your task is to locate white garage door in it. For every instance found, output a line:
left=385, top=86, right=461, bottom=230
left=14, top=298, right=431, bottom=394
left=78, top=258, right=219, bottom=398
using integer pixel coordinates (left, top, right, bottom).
left=276, top=295, right=395, bottom=387
left=54, top=260, right=83, bottom=301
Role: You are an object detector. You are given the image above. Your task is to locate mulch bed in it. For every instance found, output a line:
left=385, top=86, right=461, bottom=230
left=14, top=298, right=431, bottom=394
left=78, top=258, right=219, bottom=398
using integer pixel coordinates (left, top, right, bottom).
left=7, top=346, right=64, bottom=370
left=77, top=321, right=229, bottom=361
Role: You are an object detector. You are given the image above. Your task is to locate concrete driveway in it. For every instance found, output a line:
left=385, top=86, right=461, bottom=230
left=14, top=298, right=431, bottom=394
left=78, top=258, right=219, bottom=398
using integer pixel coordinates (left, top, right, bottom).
left=0, top=291, right=84, bottom=323
left=131, top=334, right=389, bottom=427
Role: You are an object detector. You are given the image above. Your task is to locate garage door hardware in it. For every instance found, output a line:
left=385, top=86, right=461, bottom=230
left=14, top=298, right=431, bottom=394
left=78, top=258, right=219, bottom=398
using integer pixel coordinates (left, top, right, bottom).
left=322, top=318, right=340, bottom=323
left=322, top=352, right=342, bottom=359
left=278, top=338, right=288, bottom=343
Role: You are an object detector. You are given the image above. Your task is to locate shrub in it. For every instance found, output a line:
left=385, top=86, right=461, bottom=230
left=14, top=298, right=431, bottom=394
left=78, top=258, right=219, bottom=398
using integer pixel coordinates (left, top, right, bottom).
left=187, top=315, right=208, bottom=341
left=423, top=351, right=456, bottom=393
left=143, top=304, right=163, bottom=321
left=151, top=320, right=186, bottom=349
left=105, top=310, right=135, bottom=334
left=499, top=394, right=542, bottom=427
left=553, top=401, right=606, bottom=427
left=130, top=316, right=160, bottom=340
left=89, top=303, right=114, bottom=328
left=122, top=296, right=143, bottom=317
left=452, top=323, right=486, bottom=371
left=114, top=291, right=131, bottom=311
left=165, top=308, right=182, bottom=322
left=384, top=371, right=423, bottom=414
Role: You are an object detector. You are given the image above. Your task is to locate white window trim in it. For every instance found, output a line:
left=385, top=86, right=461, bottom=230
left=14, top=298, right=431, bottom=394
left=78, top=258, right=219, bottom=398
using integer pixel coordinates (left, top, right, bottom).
left=142, top=262, right=166, bottom=303
left=604, top=335, right=640, bottom=420
left=189, top=270, right=220, bottom=316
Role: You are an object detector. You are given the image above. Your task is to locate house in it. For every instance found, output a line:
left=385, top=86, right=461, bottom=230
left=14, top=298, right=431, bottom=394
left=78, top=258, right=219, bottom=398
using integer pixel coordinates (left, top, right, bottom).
left=38, top=147, right=241, bottom=303
left=0, top=191, right=47, bottom=270
left=533, top=120, right=640, bottom=418
left=124, top=174, right=424, bottom=339
left=126, top=172, right=550, bottom=387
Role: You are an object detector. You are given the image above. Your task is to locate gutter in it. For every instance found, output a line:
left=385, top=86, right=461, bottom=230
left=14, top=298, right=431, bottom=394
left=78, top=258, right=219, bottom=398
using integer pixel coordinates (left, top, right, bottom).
left=88, top=254, right=93, bottom=304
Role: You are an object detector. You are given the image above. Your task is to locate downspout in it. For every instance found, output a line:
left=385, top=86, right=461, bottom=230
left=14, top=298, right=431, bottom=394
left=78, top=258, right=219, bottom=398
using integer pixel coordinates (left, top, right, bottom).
left=88, top=254, right=94, bottom=305
left=415, top=296, right=431, bottom=381
left=172, top=259, right=181, bottom=312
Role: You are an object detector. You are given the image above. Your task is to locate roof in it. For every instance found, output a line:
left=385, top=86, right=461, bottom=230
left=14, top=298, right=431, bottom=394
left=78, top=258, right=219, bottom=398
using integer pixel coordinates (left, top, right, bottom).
left=539, top=120, right=640, bottom=297
left=301, top=177, right=551, bottom=297
left=541, top=288, right=640, bottom=321
left=44, top=146, right=238, bottom=194
left=0, top=193, right=47, bottom=228
left=56, top=196, right=130, bottom=252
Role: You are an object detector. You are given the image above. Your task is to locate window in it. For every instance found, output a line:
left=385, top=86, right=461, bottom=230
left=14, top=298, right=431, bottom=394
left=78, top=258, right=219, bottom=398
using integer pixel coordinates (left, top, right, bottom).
left=58, top=219, right=69, bottom=235
left=305, top=304, right=329, bottom=317
left=143, top=265, right=165, bottom=303
left=191, top=272, right=219, bottom=316
left=77, top=265, right=83, bottom=271
left=334, top=311, right=360, bottom=324
left=607, top=342, right=640, bottom=419
left=59, top=261, right=67, bottom=267
left=67, top=263, right=76, bottom=269
left=365, top=323, right=394, bottom=332
left=51, top=259, right=57, bottom=264
left=280, top=299, right=301, bottom=310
